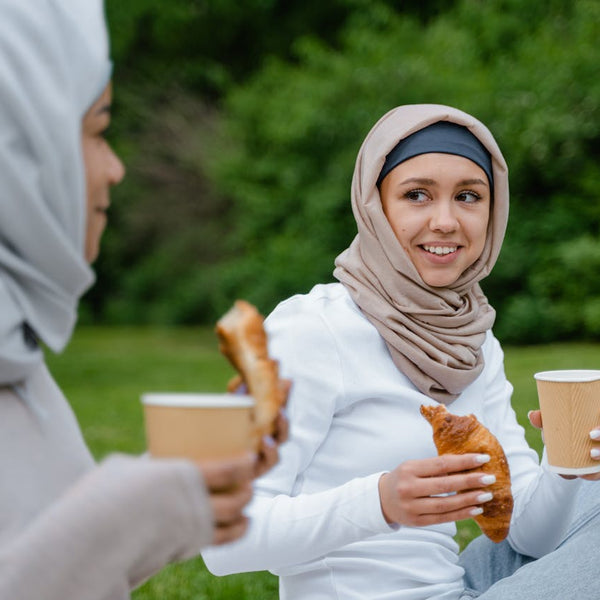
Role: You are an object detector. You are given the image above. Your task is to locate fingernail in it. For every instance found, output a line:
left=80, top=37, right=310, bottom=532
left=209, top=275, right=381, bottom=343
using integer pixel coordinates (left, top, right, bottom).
left=590, top=430, right=600, bottom=440
left=263, top=435, right=276, bottom=448
left=470, top=507, right=484, bottom=516
left=591, top=448, right=600, bottom=459
left=476, top=492, right=494, bottom=503
left=480, top=474, right=496, bottom=485
left=527, top=410, right=534, bottom=419
left=475, top=454, right=490, bottom=464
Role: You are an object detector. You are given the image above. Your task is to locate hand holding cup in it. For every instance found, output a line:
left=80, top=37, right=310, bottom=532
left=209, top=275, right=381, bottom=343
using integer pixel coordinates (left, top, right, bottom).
left=533, top=370, right=600, bottom=479
left=199, top=453, right=255, bottom=545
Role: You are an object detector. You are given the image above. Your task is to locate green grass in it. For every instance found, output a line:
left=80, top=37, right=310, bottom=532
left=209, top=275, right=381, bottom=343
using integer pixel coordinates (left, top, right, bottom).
left=45, top=328, right=600, bottom=598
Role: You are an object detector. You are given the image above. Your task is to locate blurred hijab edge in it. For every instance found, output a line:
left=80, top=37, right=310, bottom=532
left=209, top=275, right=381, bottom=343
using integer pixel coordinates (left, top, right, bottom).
left=0, top=0, right=110, bottom=386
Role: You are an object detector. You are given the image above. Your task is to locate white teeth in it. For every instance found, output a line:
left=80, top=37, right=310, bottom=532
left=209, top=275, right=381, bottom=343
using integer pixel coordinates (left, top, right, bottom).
left=423, top=245, right=457, bottom=255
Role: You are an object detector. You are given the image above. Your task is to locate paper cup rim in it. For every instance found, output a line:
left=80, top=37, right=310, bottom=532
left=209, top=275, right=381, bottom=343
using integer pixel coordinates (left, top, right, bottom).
left=534, top=369, right=600, bottom=383
left=547, top=463, right=600, bottom=475
left=141, top=393, right=254, bottom=408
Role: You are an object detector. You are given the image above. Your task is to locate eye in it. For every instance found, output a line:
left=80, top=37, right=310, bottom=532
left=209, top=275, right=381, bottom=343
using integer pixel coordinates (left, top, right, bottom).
left=404, top=189, right=429, bottom=203
left=456, top=190, right=481, bottom=203
left=98, top=124, right=111, bottom=140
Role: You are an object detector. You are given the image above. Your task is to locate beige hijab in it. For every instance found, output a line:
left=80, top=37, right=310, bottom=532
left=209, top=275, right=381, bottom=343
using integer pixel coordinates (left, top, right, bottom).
left=334, top=104, right=509, bottom=403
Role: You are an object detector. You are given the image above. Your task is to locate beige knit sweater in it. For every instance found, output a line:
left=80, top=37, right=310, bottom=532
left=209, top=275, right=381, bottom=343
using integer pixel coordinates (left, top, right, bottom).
left=0, top=363, right=213, bottom=600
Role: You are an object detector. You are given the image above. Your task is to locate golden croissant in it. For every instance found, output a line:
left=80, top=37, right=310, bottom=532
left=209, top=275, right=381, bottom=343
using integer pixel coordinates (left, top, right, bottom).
left=420, top=404, right=513, bottom=543
left=216, top=300, right=286, bottom=448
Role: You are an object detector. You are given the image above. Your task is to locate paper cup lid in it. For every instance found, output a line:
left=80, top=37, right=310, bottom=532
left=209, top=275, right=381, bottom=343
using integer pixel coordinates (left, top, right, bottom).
left=141, top=393, right=254, bottom=408
left=534, top=369, right=600, bottom=382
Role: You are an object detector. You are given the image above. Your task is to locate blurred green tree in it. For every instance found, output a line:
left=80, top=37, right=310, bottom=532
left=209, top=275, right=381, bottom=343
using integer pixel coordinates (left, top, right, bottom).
left=91, top=0, right=600, bottom=345
left=203, top=0, right=600, bottom=340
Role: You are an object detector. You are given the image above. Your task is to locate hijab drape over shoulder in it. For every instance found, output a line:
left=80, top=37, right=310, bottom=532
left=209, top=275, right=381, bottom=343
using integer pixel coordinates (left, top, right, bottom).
left=0, top=0, right=111, bottom=385
left=334, top=105, right=509, bottom=403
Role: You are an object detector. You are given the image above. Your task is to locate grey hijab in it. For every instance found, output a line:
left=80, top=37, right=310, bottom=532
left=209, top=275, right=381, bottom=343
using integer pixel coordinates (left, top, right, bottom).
left=0, top=0, right=111, bottom=385
left=334, top=104, right=509, bottom=404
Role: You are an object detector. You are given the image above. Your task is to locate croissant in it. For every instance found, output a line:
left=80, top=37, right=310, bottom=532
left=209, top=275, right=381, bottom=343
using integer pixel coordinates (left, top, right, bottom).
left=216, top=300, right=286, bottom=448
left=420, top=404, right=513, bottom=543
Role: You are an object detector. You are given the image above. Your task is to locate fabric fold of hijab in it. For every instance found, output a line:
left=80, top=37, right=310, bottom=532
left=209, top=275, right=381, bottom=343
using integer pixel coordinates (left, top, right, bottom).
left=334, top=104, right=509, bottom=403
left=0, top=0, right=111, bottom=386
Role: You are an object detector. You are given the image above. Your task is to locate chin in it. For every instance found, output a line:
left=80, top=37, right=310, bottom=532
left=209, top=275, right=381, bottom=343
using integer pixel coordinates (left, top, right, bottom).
left=421, top=272, right=461, bottom=288
left=84, top=243, right=100, bottom=264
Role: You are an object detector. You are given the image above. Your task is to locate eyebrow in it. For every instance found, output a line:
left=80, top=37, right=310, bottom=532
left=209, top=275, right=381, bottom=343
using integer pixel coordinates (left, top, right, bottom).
left=95, top=103, right=112, bottom=116
left=398, top=177, right=488, bottom=187
left=458, top=178, right=488, bottom=187
left=399, top=177, right=436, bottom=186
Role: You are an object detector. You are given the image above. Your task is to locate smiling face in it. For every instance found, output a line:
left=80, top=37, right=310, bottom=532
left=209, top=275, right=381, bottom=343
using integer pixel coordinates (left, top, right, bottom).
left=379, top=152, right=491, bottom=288
left=81, top=82, right=125, bottom=263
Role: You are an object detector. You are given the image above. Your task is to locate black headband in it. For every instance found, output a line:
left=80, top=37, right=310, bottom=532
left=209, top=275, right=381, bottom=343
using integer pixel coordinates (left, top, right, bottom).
left=377, top=121, right=494, bottom=192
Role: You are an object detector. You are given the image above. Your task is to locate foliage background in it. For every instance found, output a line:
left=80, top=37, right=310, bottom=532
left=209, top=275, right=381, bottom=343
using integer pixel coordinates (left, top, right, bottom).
left=93, top=0, right=600, bottom=345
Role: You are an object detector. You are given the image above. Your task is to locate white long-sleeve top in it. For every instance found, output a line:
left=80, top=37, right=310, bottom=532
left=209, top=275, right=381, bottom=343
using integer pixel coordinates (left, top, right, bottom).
left=203, top=283, right=580, bottom=599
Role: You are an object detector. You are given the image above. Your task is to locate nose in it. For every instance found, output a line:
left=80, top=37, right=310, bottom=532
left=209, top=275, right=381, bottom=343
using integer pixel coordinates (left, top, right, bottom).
left=429, top=200, right=458, bottom=233
left=108, top=149, right=126, bottom=186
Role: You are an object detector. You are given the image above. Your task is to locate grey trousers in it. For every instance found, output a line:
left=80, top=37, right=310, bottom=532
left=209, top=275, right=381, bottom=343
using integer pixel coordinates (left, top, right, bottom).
left=459, top=481, right=600, bottom=599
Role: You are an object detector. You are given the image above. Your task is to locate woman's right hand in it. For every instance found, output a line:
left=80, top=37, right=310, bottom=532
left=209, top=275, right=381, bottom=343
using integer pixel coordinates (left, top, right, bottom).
left=378, top=453, right=496, bottom=527
left=199, top=453, right=256, bottom=545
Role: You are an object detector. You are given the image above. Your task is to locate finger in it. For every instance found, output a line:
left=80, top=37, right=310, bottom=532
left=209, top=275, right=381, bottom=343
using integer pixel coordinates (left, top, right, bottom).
left=226, top=374, right=245, bottom=393
left=278, top=378, right=292, bottom=404
left=418, top=471, right=497, bottom=497
left=528, top=410, right=543, bottom=430
left=421, top=487, right=494, bottom=515
left=588, top=433, right=600, bottom=470
left=212, top=516, right=249, bottom=545
left=255, top=436, right=278, bottom=478
left=210, top=482, right=253, bottom=525
left=200, top=453, right=256, bottom=492
left=411, top=502, right=490, bottom=527
left=407, top=453, right=490, bottom=478
left=273, top=410, right=289, bottom=444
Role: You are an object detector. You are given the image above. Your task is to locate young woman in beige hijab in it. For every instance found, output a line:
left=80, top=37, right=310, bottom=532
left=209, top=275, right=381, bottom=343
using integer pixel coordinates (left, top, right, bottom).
left=0, top=1, right=286, bottom=598
left=203, top=104, right=600, bottom=599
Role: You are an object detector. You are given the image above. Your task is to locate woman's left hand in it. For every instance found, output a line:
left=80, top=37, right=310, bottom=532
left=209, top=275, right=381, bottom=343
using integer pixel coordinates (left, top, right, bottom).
left=254, top=409, right=290, bottom=477
left=254, top=378, right=291, bottom=478
left=528, top=409, right=600, bottom=481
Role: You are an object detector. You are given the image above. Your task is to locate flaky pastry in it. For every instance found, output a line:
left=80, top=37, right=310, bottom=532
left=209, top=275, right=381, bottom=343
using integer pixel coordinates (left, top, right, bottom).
left=216, top=300, right=286, bottom=448
left=420, top=404, right=513, bottom=543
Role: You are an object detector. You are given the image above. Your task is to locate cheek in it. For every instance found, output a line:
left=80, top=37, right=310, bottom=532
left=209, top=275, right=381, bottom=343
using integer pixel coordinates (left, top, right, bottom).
left=387, top=211, right=416, bottom=244
left=470, top=214, right=490, bottom=255
left=83, top=147, right=101, bottom=193
left=84, top=204, right=105, bottom=263
left=82, top=134, right=108, bottom=189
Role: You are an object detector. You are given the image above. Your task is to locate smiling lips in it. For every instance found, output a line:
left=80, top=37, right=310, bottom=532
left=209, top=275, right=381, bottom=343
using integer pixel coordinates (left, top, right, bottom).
left=422, top=244, right=458, bottom=256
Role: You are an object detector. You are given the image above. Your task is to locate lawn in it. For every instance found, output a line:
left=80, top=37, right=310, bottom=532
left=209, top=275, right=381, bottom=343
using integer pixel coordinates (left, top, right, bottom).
left=45, top=327, right=600, bottom=599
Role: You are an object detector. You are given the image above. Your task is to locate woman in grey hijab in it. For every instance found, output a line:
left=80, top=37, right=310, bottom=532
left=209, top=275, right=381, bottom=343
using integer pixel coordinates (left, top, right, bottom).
left=0, top=2, right=280, bottom=598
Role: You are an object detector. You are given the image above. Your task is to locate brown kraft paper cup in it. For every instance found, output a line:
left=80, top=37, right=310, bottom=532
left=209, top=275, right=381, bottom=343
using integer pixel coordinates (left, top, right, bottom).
left=141, top=393, right=255, bottom=461
left=534, top=370, right=600, bottom=475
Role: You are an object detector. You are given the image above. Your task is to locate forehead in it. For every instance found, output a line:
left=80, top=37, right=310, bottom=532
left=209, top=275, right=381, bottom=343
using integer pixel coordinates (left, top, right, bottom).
left=83, top=83, right=112, bottom=123
left=386, top=152, right=488, bottom=181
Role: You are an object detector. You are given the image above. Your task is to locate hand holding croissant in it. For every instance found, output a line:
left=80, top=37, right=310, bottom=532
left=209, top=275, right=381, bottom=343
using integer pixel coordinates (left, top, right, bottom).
left=420, top=404, right=513, bottom=542
left=378, top=426, right=509, bottom=537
